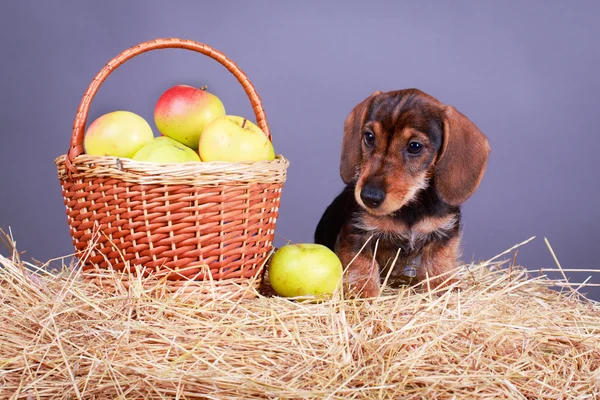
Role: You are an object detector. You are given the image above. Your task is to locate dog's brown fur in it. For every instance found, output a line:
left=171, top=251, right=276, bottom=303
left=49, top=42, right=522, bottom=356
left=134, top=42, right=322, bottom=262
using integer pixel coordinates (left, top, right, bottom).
left=315, top=89, right=490, bottom=298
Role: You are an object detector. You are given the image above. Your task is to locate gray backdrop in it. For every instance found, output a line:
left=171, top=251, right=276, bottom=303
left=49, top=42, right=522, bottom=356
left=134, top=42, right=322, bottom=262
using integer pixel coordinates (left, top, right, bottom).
left=1, top=1, right=599, bottom=300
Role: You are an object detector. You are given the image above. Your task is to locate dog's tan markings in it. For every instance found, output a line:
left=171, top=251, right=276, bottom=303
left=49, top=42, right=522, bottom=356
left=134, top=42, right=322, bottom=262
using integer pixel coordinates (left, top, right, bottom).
left=412, top=214, right=458, bottom=237
left=356, top=213, right=408, bottom=234
left=402, top=213, right=458, bottom=249
left=416, top=234, right=461, bottom=288
left=398, top=171, right=429, bottom=206
left=400, top=127, right=431, bottom=144
left=356, top=211, right=457, bottom=250
left=335, top=223, right=380, bottom=298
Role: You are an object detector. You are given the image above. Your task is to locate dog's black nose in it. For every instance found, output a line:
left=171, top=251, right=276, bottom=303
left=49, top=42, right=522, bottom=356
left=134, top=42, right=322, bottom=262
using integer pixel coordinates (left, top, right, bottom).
left=360, top=185, right=386, bottom=208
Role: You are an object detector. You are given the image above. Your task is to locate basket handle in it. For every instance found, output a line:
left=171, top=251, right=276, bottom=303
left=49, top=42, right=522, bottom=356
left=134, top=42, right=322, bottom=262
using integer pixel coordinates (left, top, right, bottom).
left=66, top=38, right=270, bottom=173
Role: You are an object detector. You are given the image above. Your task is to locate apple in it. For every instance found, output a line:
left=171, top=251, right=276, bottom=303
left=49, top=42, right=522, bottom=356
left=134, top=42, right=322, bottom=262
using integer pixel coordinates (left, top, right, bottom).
left=198, top=115, right=275, bottom=162
left=132, top=136, right=200, bottom=163
left=268, top=244, right=343, bottom=299
left=84, top=111, right=154, bottom=158
left=154, top=85, right=226, bottom=149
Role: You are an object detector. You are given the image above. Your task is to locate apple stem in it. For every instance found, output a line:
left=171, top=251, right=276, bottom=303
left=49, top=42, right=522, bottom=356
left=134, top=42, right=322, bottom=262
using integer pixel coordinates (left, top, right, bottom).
left=241, top=118, right=247, bottom=129
left=200, top=85, right=208, bottom=90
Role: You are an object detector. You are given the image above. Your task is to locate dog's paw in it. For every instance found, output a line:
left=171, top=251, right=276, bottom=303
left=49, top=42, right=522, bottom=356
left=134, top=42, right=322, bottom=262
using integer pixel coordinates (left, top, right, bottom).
left=346, top=278, right=380, bottom=299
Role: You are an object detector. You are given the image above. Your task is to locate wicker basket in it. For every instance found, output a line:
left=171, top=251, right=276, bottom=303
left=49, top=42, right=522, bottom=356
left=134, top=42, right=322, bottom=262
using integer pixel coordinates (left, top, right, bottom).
left=54, top=38, right=289, bottom=297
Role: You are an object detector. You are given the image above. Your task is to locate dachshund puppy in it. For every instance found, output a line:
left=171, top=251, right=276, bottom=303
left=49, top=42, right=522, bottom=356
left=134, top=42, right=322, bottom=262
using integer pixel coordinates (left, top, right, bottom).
left=314, top=89, right=490, bottom=298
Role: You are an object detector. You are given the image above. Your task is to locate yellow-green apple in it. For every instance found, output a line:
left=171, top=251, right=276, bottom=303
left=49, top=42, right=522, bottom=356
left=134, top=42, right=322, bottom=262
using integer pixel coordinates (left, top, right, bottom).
left=268, top=244, right=343, bottom=299
left=84, top=111, right=154, bottom=158
left=198, top=115, right=275, bottom=162
left=132, top=136, right=200, bottom=163
left=154, top=85, right=226, bottom=149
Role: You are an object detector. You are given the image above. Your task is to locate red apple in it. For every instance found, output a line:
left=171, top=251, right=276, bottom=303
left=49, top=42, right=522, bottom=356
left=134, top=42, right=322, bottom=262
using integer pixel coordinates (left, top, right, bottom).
left=154, top=85, right=226, bottom=149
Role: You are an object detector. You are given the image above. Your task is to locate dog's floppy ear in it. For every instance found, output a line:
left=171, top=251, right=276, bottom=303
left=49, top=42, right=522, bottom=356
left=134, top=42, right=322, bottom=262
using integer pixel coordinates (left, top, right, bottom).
left=435, top=105, right=490, bottom=206
left=340, top=91, right=381, bottom=184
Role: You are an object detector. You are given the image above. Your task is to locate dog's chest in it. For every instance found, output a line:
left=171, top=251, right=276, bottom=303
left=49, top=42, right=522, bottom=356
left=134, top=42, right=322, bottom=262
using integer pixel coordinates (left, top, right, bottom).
left=356, top=213, right=457, bottom=253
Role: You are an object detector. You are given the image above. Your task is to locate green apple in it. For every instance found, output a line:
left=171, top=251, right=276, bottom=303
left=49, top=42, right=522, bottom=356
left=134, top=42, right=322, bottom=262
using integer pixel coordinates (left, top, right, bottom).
left=132, top=136, right=200, bottom=163
left=198, top=115, right=275, bottom=162
left=84, top=111, right=154, bottom=158
left=154, top=84, right=226, bottom=149
left=268, top=244, right=343, bottom=299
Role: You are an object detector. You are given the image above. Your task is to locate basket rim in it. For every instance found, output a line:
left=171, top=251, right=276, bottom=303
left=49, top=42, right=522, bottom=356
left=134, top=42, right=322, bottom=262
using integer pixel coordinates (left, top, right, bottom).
left=55, top=153, right=289, bottom=166
left=55, top=153, right=289, bottom=185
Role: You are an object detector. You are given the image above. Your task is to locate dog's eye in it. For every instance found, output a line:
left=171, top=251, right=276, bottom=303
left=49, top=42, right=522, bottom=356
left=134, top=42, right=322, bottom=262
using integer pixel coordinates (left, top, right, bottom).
left=407, top=141, right=423, bottom=154
left=363, top=130, right=375, bottom=147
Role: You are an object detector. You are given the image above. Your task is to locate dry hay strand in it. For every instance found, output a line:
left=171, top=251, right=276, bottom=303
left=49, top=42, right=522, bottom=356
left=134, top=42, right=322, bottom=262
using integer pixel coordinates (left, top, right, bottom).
left=1, top=232, right=599, bottom=399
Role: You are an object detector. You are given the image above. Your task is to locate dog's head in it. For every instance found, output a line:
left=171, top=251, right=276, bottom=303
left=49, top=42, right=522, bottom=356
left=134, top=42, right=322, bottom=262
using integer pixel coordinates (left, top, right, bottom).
left=341, top=89, right=490, bottom=215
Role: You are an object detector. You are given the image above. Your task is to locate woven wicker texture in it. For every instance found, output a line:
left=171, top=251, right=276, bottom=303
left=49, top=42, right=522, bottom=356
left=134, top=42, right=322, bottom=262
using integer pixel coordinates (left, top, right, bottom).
left=55, top=38, right=289, bottom=287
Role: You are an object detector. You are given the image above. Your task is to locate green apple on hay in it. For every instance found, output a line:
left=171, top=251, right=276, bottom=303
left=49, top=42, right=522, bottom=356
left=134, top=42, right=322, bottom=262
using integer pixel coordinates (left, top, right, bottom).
left=154, top=84, right=226, bottom=150
left=198, top=115, right=275, bottom=162
left=84, top=111, right=154, bottom=158
left=268, top=244, right=343, bottom=299
left=132, top=136, right=200, bottom=163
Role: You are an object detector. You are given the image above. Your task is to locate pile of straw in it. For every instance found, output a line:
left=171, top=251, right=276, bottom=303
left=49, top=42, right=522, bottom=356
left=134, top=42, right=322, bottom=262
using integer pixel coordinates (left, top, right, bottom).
left=1, top=233, right=599, bottom=399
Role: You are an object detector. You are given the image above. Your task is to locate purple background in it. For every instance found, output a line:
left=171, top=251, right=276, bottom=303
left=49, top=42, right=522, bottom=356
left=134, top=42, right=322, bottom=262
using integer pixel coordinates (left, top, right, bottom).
left=1, top=1, right=598, bottom=299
